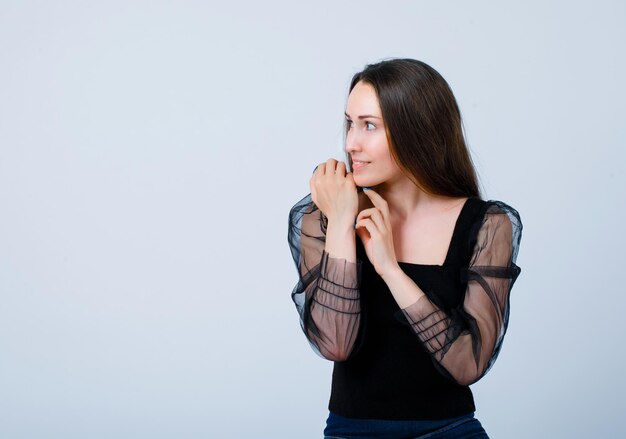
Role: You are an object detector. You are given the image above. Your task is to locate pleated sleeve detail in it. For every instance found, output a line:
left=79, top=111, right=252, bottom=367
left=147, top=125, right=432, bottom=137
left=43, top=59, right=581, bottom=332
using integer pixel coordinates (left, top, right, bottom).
left=288, top=194, right=362, bottom=362
left=401, top=201, right=522, bottom=385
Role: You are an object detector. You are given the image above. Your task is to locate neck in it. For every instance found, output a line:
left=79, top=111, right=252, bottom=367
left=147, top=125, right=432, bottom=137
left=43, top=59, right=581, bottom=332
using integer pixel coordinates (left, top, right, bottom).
left=373, top=177, right=466, bottom=221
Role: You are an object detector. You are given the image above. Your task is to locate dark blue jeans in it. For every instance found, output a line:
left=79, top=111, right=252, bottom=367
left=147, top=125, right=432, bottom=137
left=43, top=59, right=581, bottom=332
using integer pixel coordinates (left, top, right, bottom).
left=324, top=411, right=489, bottom=438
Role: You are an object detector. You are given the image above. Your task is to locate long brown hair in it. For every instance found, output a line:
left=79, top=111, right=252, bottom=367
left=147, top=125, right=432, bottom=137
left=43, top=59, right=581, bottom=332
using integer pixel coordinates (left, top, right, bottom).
left=347, top=59, right=480, bottom=198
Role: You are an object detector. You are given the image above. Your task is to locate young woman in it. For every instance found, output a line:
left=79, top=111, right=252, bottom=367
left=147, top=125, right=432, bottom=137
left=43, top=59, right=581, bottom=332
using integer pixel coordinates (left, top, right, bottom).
left=288, top=59, right=522, bottom=438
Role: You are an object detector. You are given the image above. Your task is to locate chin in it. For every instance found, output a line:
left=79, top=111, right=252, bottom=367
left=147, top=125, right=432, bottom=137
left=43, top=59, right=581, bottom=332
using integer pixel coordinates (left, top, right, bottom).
left=354, top=174, right=383, bottom=188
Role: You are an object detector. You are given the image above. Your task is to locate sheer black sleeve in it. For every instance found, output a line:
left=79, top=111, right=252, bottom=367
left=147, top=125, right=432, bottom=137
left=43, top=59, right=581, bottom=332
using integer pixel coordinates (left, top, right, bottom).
left=288, top=194, right=362, bottom=361
left=401, top=201, right=522, bottom=385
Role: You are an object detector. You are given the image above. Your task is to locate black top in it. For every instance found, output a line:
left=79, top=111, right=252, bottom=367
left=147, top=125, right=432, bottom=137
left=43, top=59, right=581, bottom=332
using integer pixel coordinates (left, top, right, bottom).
left=288, top=195, right=522, bottom=421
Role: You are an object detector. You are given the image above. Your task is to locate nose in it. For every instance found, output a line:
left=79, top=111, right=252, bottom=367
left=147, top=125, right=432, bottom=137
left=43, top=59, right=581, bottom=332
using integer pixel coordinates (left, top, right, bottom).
left=345, top=129, right=361, bottom=154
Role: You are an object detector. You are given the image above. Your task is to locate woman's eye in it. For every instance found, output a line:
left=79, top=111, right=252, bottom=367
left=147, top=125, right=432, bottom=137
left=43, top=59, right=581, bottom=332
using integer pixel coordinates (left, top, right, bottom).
left=346, top=119, right=354, bottom=129
left=366, top=122, right=376, bottom=130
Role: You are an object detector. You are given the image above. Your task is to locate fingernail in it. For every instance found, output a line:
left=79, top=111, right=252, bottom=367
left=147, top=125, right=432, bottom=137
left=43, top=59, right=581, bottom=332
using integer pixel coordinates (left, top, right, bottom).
left=362, top=187, right=371, bottom=190
left=312, top=165, right=318, bottom=174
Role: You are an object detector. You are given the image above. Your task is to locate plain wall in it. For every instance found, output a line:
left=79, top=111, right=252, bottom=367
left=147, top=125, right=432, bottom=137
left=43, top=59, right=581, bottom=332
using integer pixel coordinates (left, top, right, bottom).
left=1, top=1, right=624, bottom=437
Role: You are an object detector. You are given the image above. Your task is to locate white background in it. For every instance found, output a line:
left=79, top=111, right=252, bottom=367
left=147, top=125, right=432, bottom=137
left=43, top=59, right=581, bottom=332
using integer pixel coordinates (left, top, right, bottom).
left=1, top=1, right=624, bottom=437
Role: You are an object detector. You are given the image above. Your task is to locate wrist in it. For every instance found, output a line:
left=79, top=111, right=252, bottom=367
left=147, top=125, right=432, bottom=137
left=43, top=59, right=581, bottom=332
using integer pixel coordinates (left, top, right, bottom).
left=381, top=265, right=427, bottom=309
left=325, top=218, right=357, bottom=263
left=379, top=262, right=403, bottom=282
left=326, top=214, right=356, bottom=231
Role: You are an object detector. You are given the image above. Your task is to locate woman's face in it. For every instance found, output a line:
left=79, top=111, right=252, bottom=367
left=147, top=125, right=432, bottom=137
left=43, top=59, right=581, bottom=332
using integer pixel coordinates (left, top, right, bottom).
left=345, top=81, right=404, bottom=188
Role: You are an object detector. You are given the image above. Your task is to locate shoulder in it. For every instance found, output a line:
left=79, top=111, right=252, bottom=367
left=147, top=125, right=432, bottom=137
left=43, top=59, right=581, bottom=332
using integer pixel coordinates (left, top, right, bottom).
left=464, top=198, right=520, bottom=223
left=481, top=201, right=523, bottom=247
left=464, top=199, right=521, bottom=231
left=483, top=200, right=522, bottom=227
left=469, top=199, right=523, bottom=263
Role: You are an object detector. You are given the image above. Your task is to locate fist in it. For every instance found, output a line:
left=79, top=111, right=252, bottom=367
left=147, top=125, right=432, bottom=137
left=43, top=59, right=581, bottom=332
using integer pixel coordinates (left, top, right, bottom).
left=310, top=159, right=359, bottom=224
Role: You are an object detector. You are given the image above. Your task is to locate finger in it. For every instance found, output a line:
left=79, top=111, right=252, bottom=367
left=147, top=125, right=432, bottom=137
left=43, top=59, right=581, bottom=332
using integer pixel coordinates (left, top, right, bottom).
left=355, top=223, right=370, bottom=243
left=335, top=161, right=347, bottom=176
left=355, top=218, right=380, bottom=239
left=324, top=158, right=338, bottom=175
left=368, top=209, right=387, bottom=231
left=312, top=161, right=326, bottom=177
left=344, top=171, right=356, bottom=189
left=356, top=207, right=376, bottom=222
left=357, top=208, right=386, bottom=232
left=362, top=189, right=390, bottom=222
left=359, top=208, right=383, bottom=224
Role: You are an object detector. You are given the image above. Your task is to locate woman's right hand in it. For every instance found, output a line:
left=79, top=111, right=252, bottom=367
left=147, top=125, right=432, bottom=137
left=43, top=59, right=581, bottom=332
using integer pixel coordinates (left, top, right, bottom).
left=310, top=159, right=358, bottom=225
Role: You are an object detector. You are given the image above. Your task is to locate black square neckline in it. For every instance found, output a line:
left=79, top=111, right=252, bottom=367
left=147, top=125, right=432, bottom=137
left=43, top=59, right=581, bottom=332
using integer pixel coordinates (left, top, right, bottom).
left=395, top=197, right=480, bottom=268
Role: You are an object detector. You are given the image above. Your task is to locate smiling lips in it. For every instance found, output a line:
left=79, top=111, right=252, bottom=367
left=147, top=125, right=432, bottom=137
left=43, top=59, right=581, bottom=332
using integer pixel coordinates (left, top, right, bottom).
left=352, top=160, right=370, bottom=171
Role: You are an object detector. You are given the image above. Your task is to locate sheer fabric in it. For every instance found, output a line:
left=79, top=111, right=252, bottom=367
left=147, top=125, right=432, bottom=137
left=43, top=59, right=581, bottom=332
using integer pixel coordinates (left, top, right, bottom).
left=400, top=201, right=522, bottom=385
left=288, top=194, right=362, bottom=361
left=288, top=195, right=522, bottom=385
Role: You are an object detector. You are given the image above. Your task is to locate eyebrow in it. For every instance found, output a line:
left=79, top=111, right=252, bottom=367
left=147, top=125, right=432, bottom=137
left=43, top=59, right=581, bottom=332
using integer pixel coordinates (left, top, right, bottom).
left=344, top=112, right=382, bottom=119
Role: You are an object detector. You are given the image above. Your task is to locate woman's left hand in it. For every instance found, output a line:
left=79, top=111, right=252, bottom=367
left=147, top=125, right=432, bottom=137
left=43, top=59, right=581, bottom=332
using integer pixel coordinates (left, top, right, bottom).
left=355, top=189, right=400, bottom=278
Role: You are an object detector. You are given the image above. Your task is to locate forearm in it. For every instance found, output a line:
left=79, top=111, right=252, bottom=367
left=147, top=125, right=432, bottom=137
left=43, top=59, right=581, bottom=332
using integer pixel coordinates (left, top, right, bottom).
left=381, top=267, right=482, bottom=384
left=396, top=269, right=514, bottom=385
left=295, top=158, right=363, bottom=360
left=308, top=246, right=361, bottom=362
left=303, top=215, right=360, bottom=361
left=324, top=217, right=357, bottom=263
left=381, top=265, right=426, bottom=309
